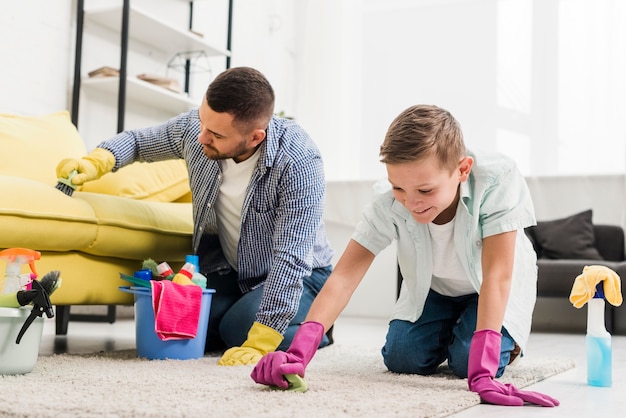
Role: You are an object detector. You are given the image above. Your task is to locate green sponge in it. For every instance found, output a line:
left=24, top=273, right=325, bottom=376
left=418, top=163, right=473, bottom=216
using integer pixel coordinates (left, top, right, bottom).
left=141, top=259, right=159, bottom=277
left=285, top=374, right=308, bottom=392
left=270, top=374, right=308, bottom=393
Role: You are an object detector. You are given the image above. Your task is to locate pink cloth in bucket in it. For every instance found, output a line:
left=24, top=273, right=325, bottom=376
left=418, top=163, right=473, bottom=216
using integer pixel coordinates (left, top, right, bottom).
left=151, top=280, right=202, bottom=341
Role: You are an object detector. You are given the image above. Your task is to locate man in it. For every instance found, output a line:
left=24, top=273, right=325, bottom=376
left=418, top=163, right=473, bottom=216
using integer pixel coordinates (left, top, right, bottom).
left=56, top=67, right=334, bottom=365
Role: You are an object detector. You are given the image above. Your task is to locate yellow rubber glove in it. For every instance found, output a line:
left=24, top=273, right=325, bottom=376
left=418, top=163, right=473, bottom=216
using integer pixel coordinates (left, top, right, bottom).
left=218, top=321, right=283, bottom=366
left=569, top=265, right=623, bottom=308
left=56, top=148, right=115, bottom=186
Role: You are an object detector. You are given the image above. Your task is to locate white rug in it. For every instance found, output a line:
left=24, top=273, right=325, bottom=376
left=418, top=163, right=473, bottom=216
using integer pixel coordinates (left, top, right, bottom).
left=0, top=345, right=574, bottom=418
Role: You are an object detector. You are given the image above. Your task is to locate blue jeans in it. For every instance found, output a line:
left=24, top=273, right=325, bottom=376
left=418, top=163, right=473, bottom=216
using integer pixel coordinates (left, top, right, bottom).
left=204, top=266, right=332, bottom=352
left=381, top=289, right=516, bottom=378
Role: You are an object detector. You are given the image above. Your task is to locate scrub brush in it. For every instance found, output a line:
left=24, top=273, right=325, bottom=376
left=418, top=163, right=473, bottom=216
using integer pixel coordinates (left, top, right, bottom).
left=37, top=270, right=62, bottom=296
left=17, top=270, right=62, bottom=306
left=55, top=169, right=78, bottom=196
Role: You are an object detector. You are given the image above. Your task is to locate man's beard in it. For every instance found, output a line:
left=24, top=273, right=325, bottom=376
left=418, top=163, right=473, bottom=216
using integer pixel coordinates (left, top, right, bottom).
left=201, top=141, right=249, bottom=161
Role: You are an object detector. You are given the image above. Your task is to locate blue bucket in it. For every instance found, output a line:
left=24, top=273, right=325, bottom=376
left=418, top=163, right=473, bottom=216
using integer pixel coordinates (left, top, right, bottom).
left=119, top=285, right=215, bottom=360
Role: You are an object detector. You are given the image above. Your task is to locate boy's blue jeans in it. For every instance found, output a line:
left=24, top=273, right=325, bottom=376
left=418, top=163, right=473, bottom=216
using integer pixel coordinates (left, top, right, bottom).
left=381, top=289, right=516, bottom=378
left=205, top=266, right=332, bottom=352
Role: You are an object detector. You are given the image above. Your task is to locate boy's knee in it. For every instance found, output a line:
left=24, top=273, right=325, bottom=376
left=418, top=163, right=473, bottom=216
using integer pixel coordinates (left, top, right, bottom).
left=447, top=338, right=470, bottom=378
left=447, top=353, right=469, bottom=378
left=381, top=344, right=440, bottom=375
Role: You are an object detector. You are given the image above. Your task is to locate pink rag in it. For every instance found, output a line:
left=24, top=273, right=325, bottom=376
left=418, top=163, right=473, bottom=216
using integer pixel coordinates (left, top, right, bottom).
left=151, top=280, right=202, bottom=341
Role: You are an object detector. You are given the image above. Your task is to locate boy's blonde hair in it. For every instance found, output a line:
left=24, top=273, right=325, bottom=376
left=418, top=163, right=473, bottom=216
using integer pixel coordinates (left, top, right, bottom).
left=380, top=104, right=466, bottom=172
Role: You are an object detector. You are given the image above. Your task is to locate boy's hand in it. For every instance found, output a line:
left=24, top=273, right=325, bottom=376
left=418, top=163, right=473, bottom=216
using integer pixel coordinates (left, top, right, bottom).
left=468, top=329, right=559, bottom=407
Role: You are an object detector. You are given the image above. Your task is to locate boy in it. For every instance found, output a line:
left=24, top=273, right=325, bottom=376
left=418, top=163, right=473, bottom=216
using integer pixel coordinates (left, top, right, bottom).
left=251, top=104, right=559, bottom=407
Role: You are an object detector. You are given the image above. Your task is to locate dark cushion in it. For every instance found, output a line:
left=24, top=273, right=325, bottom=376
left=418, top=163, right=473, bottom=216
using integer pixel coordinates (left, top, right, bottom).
left=530, top=209, right=603, bottom=260
left=594, top=224, right=626, bottom=261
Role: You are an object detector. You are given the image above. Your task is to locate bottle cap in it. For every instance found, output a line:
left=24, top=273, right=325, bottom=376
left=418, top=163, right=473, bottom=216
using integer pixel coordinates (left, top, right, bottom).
left=133, top=269, right=152, bottom=281
left=185, top=254, right=200, bottom=270
left=157, top=262, right=174, bottom=277
left=178, top=262, right=195, bottom=279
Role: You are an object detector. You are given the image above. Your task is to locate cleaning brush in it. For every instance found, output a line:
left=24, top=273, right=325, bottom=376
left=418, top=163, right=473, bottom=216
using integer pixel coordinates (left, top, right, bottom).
left=38, top=270, right=62, bottom=296
left=55, top=170, right=78, bottom=196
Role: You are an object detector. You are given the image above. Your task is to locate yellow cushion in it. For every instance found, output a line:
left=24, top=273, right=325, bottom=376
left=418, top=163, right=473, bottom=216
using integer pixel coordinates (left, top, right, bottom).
left=0, top=176, right=192, bottom=261
left=0, top=175, right=97, bottom=251
left=38, top=252, right=137, bottom=305
left=73, top=192, right=193, bottom=260
left=0, top=111, right=87, bottom=186
left=174, top=190, right=193, bottom=203
left=81, top=159, right=191, bottom=202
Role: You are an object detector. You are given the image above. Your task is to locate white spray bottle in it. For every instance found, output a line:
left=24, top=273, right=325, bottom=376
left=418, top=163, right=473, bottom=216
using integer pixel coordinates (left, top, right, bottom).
left=586, top=282, right=612, bottom=387
left=0, top=248, right=41, bottom=294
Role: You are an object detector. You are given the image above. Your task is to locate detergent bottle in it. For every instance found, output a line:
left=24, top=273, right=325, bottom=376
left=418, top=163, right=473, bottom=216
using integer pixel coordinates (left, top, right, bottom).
left=185, top=254, right=207, bottom=288
left=586, top=283, right=612, bottom=387
left=0, top=248, right=41, bottom=294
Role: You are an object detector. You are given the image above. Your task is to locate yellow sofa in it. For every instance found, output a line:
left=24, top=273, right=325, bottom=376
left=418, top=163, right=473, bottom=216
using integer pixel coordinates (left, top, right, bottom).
left=0, top=111, right=194, bottom=334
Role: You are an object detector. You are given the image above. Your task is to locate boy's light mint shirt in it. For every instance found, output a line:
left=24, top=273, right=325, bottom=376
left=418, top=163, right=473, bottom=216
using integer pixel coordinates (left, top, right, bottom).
left=352, top=150, right=537, bottom=350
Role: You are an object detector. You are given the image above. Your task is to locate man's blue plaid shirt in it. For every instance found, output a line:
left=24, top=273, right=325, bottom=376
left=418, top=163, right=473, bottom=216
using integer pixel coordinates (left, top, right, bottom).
left=98, top=109, right=334, bottom=333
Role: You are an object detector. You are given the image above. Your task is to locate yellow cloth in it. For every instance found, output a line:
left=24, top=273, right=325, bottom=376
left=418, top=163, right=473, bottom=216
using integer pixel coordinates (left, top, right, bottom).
left=569, top=265, right=623, bottom=308
left=218, top=321, right=283, bottom=366
left=56, top=148, right=115, bottom=186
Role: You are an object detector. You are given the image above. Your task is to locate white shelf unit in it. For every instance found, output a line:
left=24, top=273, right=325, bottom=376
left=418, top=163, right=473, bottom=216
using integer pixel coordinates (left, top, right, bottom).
left=82, top=76, right=200, bottom=115
left=72, top=1, right=230, bottom=130
left=84, top=5, right=230, bottom=60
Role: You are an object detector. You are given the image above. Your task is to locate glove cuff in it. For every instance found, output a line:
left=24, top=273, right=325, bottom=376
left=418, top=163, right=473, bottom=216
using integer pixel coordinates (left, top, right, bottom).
left=468, top=329, right=502, bottom=391
left=285, top=321, right=325, bottom=368
left=88, top=148, right=116, bottom=173
left=242, top=321, right=283, bottom=355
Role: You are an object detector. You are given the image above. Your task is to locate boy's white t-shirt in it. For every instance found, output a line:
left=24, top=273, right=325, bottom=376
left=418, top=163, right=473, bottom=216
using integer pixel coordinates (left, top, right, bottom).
left=215, top=148, right=261, bottom=270
left=428, top=220, right=476, bottom=297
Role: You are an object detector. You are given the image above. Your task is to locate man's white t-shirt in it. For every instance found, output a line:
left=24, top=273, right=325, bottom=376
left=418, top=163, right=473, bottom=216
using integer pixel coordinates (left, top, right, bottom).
left=215, top=148, right=261, bottom=270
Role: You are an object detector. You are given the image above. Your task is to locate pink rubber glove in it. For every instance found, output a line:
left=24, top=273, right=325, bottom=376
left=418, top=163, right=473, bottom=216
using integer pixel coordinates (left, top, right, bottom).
left=250, top=321, right=324, bottom=389
left=468, top=329, right=560, bottom=407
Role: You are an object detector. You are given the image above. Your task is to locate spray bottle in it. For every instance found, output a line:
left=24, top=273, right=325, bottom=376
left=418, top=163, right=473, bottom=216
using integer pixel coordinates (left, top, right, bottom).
left=185, top=254, right=207, bottom=288
left=0, top=248, right=41, bottom=294
left=586, top=282, right=612, bottom=387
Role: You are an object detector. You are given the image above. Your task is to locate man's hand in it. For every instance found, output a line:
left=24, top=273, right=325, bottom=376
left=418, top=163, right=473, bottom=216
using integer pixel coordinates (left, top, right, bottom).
left=56, top=148, right=115, bottom=186
left=218, top=322, right=283, bottom=366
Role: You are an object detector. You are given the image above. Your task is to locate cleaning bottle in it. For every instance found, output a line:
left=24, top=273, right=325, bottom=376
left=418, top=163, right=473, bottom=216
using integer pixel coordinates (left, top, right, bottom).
left=156, top=262, right=174, bottom=280
left=586, top=282, right=612, bottom=387
left=171, top=262, right=196, bottom=286
left=185, top=254, right=207, bottom=288
left=0, top=248, right=41, bottom=294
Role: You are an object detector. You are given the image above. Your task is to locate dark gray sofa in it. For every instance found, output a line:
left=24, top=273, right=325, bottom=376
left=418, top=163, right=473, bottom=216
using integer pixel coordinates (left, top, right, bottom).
left=526, top=222, right=626, bottom=335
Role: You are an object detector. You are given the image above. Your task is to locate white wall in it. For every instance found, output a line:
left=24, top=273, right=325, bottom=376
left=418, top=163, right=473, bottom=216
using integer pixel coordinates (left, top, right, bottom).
left=0, top=1, right=74, bottom=115
left=291, top=0, right=626, bottom=181
left=2, top=0, right=625, bottom=179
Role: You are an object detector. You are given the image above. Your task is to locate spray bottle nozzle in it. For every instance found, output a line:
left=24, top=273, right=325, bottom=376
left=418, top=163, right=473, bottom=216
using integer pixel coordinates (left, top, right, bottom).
left=0, top=248, right=41, bottom=293
left=0, top=248, right=41, bottom=276
left=593, top=282, right=605, bottom=299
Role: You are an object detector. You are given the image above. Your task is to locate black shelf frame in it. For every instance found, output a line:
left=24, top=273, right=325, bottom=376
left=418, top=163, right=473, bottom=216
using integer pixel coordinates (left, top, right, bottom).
left=71, top=0, right=233, bottom=132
